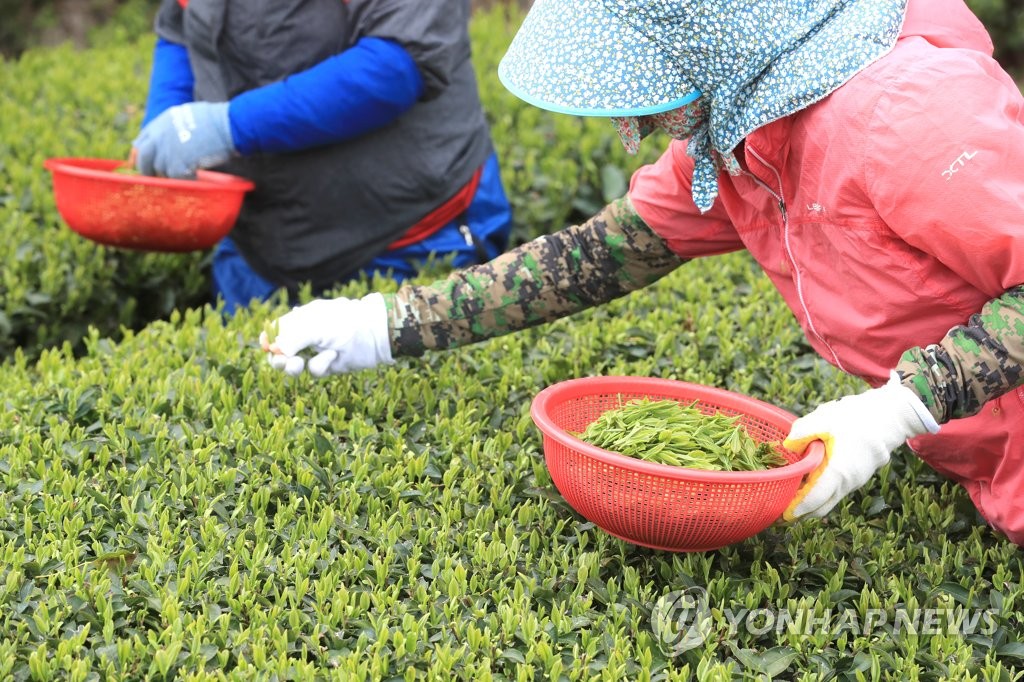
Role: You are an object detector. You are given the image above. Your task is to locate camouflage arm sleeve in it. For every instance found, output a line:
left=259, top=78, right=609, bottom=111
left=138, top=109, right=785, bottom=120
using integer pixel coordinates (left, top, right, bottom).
left=383, top=196, right=687, bottom=356
left=896, top=284, right=1024, bottom=423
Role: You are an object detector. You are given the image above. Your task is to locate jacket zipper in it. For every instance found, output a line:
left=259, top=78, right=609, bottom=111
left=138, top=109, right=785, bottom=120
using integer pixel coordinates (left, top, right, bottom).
left=744, top=147, right=847, bottom=373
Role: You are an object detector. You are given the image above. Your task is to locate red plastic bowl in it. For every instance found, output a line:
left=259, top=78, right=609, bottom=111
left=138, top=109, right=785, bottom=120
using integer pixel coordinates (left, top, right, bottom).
left=530, top=376, right=825, bottom=552
left=44, top=157, right=254, bottom=253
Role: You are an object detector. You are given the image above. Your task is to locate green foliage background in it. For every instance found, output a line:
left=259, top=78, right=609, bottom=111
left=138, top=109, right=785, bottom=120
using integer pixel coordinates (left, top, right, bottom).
left=2, top=0, right=1023, bottom=360
left=1, top=0, right=1022, bottom=360
left=0, top=35, right=209, bottom=359
left=2, top=0, right=1023, bottom=72
left=0, top=3, right=1023, bottom=681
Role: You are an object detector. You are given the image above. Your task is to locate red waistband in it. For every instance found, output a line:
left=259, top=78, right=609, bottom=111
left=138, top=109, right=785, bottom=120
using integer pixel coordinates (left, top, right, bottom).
left=386, top=166, right=483, bottom=251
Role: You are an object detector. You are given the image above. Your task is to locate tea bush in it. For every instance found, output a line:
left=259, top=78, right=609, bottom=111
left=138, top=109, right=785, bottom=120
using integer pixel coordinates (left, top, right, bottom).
left=0, top=40, right=210, bottom=359
left=2, top=259, right=1022, bottom=680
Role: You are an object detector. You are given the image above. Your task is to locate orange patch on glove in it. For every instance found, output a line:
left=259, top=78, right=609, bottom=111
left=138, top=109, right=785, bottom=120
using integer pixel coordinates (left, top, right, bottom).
left=782, top=433, right=834, bottom=521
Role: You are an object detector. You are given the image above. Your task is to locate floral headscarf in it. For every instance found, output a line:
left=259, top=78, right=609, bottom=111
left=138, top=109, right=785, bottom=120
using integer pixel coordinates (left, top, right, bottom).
left=499, top=0, right=908, bottom=212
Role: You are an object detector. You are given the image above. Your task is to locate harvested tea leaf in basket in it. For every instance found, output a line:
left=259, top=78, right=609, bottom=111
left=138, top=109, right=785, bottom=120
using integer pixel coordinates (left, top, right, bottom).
left=574, top=397, right=787, bottom=471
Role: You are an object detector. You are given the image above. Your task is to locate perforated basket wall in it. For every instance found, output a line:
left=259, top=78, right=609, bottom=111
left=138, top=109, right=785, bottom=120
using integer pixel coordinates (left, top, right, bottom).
left=531, top=377, right=822, bottom=552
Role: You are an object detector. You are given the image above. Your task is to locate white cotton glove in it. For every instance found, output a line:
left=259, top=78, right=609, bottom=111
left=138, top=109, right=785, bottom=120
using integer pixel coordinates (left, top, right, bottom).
left=259, top=293, right=393, bottom=378
left=783, top=371, right=940, bottom=520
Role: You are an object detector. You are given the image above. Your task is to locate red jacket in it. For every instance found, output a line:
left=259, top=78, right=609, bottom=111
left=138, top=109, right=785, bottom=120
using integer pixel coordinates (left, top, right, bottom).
left=630, top=0, right=1024, bottom=541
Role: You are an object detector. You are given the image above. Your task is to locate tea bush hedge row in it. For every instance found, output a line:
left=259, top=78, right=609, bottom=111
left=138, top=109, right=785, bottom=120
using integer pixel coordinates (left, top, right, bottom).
left=0, top=39, right=210, bottom=360
left=2, top=258, right=1023, bottom=680
left=0, top=5, right=661, bottom=360
left=2, top=2, right=1021, bottom=360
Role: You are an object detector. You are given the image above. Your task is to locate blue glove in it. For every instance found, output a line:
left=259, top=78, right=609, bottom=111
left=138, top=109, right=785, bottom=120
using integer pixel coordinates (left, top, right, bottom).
left=133, top=102, right=236, bottom=179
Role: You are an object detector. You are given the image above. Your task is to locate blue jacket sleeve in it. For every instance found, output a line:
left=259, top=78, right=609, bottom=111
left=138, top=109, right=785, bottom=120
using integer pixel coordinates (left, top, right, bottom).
left=228, top=37, right=424, bottom=156
left=142, top=37, right=195, bottom=126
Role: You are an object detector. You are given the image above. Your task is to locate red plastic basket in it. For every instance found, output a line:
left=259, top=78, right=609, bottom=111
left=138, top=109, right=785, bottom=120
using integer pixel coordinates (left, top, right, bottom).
left=44, top=157, right=254, bottom=253
left=530, top=376, right=825, bottom=552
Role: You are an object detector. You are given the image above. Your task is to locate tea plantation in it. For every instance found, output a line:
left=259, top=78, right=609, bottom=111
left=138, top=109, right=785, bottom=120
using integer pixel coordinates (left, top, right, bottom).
left=1, top=4, right=1023, bottom=681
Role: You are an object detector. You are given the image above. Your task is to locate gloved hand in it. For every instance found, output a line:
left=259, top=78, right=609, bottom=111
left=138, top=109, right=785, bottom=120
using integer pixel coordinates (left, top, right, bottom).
left=132, top=102, right=235, bottom=178
left=259, top=293, right=394, bottom=378
left=783, top=371, right=940, bottom=520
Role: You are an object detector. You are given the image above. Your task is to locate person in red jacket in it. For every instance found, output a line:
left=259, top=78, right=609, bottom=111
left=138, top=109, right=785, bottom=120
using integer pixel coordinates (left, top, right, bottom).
left=259, top=0, right=1024, bottom=544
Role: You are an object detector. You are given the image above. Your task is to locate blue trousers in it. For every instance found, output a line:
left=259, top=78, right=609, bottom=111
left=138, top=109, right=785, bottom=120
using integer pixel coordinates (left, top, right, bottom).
left=212, top=152, right=512, bottom=314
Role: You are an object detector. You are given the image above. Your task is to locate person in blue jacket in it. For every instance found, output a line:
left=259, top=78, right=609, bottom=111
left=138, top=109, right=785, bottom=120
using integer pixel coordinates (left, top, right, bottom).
left=133, top=0, right=513, bottom=314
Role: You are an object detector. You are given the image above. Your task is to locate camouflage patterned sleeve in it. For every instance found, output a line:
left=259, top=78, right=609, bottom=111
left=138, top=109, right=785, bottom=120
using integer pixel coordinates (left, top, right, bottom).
left=896, top=284, right=1024, bottom=423
left=382, top=196, right=687, bottom=357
